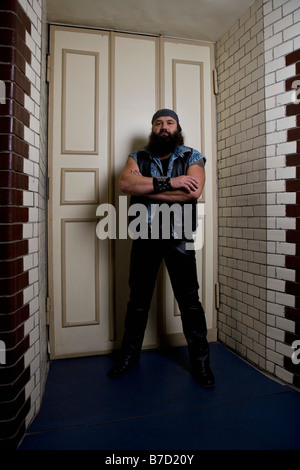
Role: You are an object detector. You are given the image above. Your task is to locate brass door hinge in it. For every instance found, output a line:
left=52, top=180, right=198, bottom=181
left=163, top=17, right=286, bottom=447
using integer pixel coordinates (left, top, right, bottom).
left=46, top=54, right=51, bottom=83
left=215, top=282, right=220, bottom=310
left=46, top=297, right=51, bottom=325
left=213, top=69, right=218, bottom=95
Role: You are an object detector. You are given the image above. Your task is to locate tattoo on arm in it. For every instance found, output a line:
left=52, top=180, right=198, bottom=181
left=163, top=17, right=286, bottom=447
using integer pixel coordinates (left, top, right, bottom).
left=191, top=158, right=205, bottom=169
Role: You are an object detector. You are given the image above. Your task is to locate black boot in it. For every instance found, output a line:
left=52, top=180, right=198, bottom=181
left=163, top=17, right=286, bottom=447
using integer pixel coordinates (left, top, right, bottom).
left=107, top=354, right=140, bottom=378
left=181, top=306, right=215, bottom=388
left=190, top=357, right=215, bottom=388
left=108, top=305, right=148, bottom=378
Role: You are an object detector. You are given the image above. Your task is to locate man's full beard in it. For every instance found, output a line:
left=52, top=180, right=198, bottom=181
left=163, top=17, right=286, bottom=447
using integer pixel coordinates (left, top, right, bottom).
left=147, top=130, right=184, bottom=157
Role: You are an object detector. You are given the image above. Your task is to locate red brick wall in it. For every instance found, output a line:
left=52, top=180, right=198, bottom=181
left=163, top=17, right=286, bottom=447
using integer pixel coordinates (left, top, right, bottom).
left=284, top=48, right=300, bottom=388
left=0, top=0, right=32, bottom=449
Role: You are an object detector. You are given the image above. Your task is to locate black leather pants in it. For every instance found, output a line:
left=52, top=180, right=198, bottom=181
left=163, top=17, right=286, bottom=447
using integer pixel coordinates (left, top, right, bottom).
left=120, top=238, right=209, bottom=366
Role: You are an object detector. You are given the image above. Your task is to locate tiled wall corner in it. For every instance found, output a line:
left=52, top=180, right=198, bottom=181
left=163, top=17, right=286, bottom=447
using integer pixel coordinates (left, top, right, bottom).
left=276, top=47, right=300, bottom=387
left=18, top=0, right=49, bottom=438
left=263, top=0, right=300, bottom=387
left=216, top=0, right=300, bottom=386
left=0, top=0, right=48, bottom=449
left=216, top=0, right=267, bottom=369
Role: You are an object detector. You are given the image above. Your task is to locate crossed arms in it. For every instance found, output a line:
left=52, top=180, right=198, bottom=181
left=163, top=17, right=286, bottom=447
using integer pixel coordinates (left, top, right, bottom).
left=119, top=156, right=205, bottom=202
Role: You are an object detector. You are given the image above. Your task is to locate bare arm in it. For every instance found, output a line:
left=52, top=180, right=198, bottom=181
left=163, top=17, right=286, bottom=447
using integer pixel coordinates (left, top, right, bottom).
left=119, top=156, right=154, bottom=196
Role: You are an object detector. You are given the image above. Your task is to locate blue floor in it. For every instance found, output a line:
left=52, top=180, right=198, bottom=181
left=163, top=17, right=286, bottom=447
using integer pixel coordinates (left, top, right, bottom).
left=18, top=343, right=300, bottom=451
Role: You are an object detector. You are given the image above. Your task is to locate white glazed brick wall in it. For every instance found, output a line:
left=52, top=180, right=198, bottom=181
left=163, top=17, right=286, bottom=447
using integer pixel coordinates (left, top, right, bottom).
left=216, top=0, right=267, bottom=370
left=217, top=0, right=299, bottom=383
left=263, top=0, right=299, bottom=384
left=17, top=0, right=48, bottom=425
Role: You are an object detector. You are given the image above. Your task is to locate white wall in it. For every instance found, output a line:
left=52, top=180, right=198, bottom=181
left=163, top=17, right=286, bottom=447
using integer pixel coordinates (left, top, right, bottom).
left=263, top=0, right=299, bottom=384
left=18, top=0, right=49, bottom=426
left=216, top=0, right=300, bottom=386
left=216, top=0, right=267, bottom=368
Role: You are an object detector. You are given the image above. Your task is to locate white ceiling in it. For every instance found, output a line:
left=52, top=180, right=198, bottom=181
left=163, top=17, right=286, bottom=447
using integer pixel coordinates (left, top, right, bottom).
left=46, top=0, right=256, bottom=43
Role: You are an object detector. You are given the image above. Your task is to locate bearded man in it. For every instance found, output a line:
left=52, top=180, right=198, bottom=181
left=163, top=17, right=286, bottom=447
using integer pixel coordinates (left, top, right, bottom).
left=108, top=109, right=215, bottom=388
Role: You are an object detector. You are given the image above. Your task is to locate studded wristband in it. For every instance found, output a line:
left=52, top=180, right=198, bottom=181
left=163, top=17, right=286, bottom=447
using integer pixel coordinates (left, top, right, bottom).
left=153, top=176, right=172, bottom=193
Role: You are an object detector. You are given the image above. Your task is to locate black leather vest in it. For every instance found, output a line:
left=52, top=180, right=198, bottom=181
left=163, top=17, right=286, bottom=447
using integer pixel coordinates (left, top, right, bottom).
left=129, top=148, right=197, bottom=235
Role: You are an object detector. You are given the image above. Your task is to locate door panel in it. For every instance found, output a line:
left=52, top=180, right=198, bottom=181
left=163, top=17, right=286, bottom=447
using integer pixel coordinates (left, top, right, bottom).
left=62, top=219, right=99, bottom=326
left=162, top=39, right=217, bottom=344
left=48, top=27, right=111, bottom=358
left=62, top=50, right=99, bottom=153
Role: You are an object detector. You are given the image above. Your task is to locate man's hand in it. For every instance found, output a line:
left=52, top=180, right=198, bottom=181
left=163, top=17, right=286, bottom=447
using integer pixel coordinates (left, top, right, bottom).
left=147, top=163, right=205, bottom=202
left=170, top=175, right=199, bottom=193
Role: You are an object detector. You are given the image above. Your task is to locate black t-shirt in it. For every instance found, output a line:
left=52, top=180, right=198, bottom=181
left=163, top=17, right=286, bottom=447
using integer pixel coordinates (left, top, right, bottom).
left=161, top=157, right=170, bottom=176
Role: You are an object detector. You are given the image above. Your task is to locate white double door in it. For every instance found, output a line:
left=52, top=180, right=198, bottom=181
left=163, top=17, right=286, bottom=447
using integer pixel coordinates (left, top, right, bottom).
left=48, top=26, right=217, bottom=358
